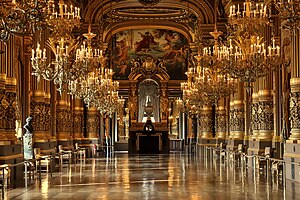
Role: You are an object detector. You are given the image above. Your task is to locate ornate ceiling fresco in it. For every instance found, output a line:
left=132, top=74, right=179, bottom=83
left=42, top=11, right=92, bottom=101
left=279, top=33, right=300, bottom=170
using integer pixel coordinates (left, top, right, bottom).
left=110, top=28, right=188, bottom=80
left=75, top=0, right=227, bottom=83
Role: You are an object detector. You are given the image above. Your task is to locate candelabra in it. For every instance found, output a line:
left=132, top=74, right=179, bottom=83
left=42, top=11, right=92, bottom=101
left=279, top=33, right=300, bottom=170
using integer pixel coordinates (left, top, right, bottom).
left=274, top=0, right=300, bottom=30
left=226, top=36, right=281, bottom=85
left=0, top=0, right=50, bottom=42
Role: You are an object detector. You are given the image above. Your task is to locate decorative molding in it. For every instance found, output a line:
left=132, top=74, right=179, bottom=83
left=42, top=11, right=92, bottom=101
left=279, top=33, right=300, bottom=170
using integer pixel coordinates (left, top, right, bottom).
left=290, top=92, right=300, bottom=130
left=258, top=101, right=274, bottom=131
left=216, top=111, right=226, bottom=133
left=230, top=108, right=245, bottom=132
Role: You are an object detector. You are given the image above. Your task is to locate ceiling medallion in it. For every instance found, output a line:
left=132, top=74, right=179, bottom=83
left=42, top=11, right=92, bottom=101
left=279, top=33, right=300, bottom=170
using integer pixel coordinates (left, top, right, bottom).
left=138, top=0, right=160, bottom=6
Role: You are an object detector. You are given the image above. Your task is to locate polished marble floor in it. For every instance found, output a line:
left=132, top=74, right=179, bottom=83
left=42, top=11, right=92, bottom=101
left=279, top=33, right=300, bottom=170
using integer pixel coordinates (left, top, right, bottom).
left=5, top=152, right=300, bottom=200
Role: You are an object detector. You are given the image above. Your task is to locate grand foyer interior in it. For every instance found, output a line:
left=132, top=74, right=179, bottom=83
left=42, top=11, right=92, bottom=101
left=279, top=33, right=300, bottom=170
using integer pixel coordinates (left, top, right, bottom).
left=1, top=0, right=300, bottom=198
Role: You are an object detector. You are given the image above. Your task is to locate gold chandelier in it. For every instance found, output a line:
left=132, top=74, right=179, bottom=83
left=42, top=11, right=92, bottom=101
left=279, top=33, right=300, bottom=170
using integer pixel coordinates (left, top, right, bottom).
left=0, top=0, right=50, bottom=42
left=226, top=0, right=282, bottom=87
left=181, top=67, right=206, bottom=114
left=274, top=0, right=300, bottom=30
left=31, top=0, right=81, bottom=93
left=198, top=27, right=237, bottom=104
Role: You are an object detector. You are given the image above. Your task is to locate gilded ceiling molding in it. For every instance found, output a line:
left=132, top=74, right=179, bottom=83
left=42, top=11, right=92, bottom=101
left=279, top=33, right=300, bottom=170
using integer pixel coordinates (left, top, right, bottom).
left=83, top=0, right=214, bottom=24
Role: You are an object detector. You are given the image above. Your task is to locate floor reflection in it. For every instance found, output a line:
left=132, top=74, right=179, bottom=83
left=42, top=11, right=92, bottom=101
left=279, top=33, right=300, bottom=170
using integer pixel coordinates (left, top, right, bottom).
left=6, top=152, right=300, bottom=200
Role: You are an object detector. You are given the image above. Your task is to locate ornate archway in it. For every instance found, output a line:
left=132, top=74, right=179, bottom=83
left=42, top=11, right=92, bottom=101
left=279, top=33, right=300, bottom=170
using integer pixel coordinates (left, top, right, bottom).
left=128, top=56, right=170, bottom=125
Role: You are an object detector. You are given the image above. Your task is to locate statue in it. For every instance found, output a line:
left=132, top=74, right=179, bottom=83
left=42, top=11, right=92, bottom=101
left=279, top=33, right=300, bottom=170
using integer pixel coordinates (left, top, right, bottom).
left=143, top=117, right=155, bottom=134
left=23, top=117, right=33, bottom=160
left=23, top=117, right=33, bottom=134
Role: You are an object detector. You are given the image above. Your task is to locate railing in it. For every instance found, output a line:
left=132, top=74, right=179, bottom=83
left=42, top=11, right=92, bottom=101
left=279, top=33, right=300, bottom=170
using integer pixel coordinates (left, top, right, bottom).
left=0, top=156, right=55, bottom=200
left=202, top=145, right=287, bottom=182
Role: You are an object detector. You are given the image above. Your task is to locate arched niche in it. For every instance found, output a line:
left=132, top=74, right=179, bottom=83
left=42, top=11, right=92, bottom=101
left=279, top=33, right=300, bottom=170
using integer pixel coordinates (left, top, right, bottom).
left=138, top=79, right=160, bottom=122
left=128, top=56, right=169, bottom=125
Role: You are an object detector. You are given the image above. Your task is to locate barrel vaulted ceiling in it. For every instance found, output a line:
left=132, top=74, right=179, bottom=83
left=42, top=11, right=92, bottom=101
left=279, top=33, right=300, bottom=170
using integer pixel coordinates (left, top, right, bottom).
left=77, top=0, right=228, bottom=43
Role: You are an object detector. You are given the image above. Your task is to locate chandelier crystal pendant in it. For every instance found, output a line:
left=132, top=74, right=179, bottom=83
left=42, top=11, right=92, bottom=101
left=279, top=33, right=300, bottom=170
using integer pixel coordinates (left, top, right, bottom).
left=274, top=0, right=300, bottom=30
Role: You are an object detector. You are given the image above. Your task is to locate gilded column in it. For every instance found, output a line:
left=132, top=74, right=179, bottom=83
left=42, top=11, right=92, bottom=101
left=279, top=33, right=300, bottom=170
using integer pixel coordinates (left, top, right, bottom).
left=56, top=91, right=72, bottom=143
left=160, top=81, right=169, bottom=122
left=87, top=107, right=99, bottom=139
left=289, top=29, right=300, bottom=140
left=216, top=98, right=226, bottom=139
left=232, top=82, right=245, bottom=139
left=199, top=106, right=213, bottom=138
left=73, top=99, right=84, bottom=140
left=129, top=81, right=138, bottom=123
left=257, top=74, right=274, bottom=140
left=228, top=93, right=235, bottom=139
left=4, top=35, right=17, bottom=140
left=0, top=40, right=7, bottom=140
left=251, top=80, right=260, bottom=139
left=30, top=32, right=52, bottom=142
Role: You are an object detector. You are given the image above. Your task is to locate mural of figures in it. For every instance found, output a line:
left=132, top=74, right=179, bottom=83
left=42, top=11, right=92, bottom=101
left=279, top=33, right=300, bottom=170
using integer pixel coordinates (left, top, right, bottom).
left=111, top=29, right=188, bottom=80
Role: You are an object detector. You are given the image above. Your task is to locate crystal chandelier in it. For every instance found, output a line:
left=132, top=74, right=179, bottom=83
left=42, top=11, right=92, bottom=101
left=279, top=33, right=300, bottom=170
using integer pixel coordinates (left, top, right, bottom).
left=31, top=0, right=81, bottom=93
left=198, top=27, right=236, bottom=104
left=46, top=0, right=80, bottom=40
left=274, top=0, right=300, bottom=30
left=0, top=0, right=50, bottom=42
left=90, top=68, right=120, bottom=117
left=226, top=0, right=282, bottom=87
left=181, top=67, right=206, bottom=114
